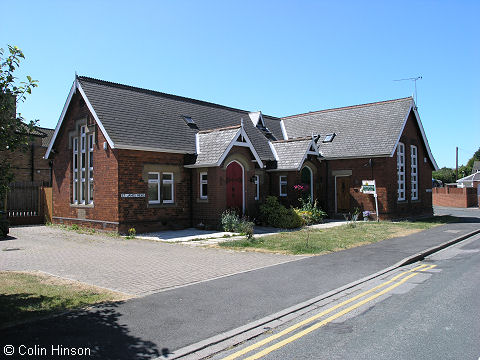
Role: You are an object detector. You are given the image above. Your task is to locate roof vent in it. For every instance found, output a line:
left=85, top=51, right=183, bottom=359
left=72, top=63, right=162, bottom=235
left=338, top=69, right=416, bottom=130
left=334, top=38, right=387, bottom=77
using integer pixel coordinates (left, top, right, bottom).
left=183, top=116, right=198, bottom=129
left=322, top=133, right=336, bottom=143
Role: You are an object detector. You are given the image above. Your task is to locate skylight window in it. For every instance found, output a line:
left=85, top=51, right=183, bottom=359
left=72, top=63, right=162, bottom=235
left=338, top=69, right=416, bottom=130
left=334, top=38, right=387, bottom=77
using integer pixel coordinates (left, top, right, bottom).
left=183, top=116, right=194, bottom=124
left=182, top=115, right=198, bottom=129
left=323, top=133, right=336, bottom=143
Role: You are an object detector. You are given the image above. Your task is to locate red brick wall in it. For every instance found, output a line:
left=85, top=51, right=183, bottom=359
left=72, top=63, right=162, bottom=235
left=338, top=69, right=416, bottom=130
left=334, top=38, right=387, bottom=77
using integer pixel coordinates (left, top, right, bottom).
left=433, top=187, right=478, bottom=208
left=191, top=146, right=260, bottom=227
left=117, top=150, right=190, bottom=233
left=51, top=93, right=119, bottom=230
left=325, top=110, right=434, bottom=218
left=0, top=136, right=52, bottom=184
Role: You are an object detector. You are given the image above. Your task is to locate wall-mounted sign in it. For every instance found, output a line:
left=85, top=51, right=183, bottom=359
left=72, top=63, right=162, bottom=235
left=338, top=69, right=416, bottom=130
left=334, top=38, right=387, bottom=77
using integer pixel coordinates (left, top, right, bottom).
left=121, top=193, right=146, bottom=198
left=361, top=180, right=376, bottom=194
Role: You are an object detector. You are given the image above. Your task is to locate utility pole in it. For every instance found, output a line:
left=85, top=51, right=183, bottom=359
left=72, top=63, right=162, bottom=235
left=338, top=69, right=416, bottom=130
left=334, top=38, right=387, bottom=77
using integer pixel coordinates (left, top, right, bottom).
left=456, top=147, right=458, bottom=181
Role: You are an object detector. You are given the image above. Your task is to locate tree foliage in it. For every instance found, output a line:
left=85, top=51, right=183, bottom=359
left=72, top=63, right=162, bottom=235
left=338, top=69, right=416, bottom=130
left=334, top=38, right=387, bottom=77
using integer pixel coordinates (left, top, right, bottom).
left=0, top=45, right=38, bottom=205
left=432, top=167, right=456, bottom=184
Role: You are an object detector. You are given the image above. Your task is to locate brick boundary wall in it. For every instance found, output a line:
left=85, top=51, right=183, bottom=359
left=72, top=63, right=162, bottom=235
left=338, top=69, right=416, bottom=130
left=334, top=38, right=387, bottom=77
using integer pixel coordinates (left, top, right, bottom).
left=432, top=187, right=478, bottom=208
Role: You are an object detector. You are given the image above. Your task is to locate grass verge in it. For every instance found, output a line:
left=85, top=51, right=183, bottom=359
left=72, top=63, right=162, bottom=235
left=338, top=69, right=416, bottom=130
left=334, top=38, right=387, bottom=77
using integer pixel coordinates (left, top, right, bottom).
left=0, top=271, right=129, bottom=329
left=219, top=216, right=459, bottom=255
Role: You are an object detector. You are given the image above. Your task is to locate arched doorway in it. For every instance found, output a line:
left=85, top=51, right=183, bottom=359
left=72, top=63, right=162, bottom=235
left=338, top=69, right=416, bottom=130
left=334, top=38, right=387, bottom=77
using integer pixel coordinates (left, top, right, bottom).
left=301, top=166, right=313, bottom=202
left=226, top=161, right=245, bottom=213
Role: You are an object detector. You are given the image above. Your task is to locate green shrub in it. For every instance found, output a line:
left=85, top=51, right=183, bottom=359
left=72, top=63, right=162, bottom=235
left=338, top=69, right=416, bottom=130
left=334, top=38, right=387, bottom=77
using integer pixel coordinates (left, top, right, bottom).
left=220, top=210, right=255, bottom=240
left=260, top=196, right=303, bottom=229
left=126, top=227, right=136, bottom=239
left=296, top=197, right=327, bottom=225
left=221, top=210, right=240, bottom=232
left=69, top=224, right=79, bottom=231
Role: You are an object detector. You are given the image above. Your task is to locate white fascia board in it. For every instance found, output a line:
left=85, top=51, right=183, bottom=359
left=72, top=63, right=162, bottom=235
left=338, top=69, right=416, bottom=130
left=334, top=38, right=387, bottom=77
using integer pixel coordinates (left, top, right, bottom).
left=268, top=141, right=279, bottom=160
left=76, top=80, right=115, bottom=149
left=114, top=144, right=190, bottom=154
left=389, top=101, right=439, bottom=171
left=297, top=139, right=320, bottom=171
left=44, top=81, right=77, bottom=159
left=216, top=128, right=264, bottom=168
left=195, top=133, right=200, bottom=154
left=280, top=120, right=288, bottom=140
left=412, top=106, right=439, bottom=170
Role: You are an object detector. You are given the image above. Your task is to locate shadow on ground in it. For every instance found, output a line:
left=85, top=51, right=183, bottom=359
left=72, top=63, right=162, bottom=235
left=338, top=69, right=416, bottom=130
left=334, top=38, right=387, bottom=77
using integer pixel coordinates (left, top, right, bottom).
left=0, top=301, right=162, bottom=359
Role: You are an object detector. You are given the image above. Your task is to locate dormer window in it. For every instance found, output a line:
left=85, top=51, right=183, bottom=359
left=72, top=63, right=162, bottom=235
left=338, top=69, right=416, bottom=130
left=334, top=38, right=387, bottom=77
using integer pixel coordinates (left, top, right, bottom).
left=323, top=133, right=336, bottom=143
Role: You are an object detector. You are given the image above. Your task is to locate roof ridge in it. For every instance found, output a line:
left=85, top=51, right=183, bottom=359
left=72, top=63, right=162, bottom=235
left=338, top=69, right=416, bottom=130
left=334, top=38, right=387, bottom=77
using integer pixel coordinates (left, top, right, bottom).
left=272, top=136, right=311, bottom=143
left=282, top=97, right=413, bottom=119
left=77, top=76, right=281, bottom=120
left=198, top=125, right=241, bottom=134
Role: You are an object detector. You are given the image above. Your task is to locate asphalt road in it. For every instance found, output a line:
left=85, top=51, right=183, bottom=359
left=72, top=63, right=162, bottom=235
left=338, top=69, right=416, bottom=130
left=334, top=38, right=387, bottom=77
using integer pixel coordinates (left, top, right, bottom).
left=213, top=233, right=480, bottom=360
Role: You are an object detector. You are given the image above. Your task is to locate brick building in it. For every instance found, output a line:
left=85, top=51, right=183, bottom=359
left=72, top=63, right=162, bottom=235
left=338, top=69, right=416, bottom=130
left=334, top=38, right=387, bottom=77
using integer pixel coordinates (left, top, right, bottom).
left=0, top=126, right=54, bottom=184
left=45, top=76, right=438, bottom=233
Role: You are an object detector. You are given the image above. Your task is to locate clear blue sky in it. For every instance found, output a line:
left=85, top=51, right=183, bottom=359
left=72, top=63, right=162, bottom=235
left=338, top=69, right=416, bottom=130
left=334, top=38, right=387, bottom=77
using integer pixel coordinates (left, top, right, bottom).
left=2, top=0, right=478, bottom=168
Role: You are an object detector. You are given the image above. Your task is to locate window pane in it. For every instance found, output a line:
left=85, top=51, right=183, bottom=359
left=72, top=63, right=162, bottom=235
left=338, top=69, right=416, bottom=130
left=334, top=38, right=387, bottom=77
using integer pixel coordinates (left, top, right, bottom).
left=163, top=173, right=172, bottom=181
left=201, top=174, right=208, bottom=181
left=201, top=183, right=208, bottom=197
left=89, top=152, right=93, bottom=168
left=148, top=173, right=159, bottom=180
left=89, top=182, right=93, bottom=202
left=148, top=183, right=159, bottom=201
left=162, top=183, right=173, bottom=202
left=82, top=153, right=86, bottom=169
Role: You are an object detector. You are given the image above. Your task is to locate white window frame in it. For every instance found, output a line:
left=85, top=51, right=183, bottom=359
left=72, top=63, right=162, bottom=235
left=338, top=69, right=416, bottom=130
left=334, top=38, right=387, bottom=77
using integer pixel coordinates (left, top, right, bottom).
left=397, top=142, right=405, bottom=201
left=148, top=172, right=161, bottom=204
left=73, top=137, right=78, bottom=204
left=200, top=172, right=208, bottom=199
left=88, top=133, right=94, bottom=204
left=279, top=175, right=287, bottom=197
left=254, top=175, right=259, bottom=201
left=80, top=126, right=86, bottom=204
left=411, top=145, right=418, bottom=200
left=162, top=172, right=174, bottom=204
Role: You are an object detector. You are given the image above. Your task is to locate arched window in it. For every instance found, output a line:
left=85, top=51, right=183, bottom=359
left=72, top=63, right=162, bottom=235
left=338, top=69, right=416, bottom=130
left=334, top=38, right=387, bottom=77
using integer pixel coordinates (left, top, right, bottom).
left=301, top=166, right=313, bottom=202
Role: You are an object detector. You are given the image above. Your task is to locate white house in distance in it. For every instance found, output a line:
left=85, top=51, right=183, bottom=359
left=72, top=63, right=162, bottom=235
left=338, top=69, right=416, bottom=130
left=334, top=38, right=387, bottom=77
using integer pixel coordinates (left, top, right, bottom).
left=456, top=171, right=480, bottom=189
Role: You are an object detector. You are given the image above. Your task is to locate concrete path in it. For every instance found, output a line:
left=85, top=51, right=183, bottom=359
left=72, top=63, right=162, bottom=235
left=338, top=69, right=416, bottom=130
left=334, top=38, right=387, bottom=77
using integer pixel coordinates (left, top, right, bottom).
left=1, top=209, right=479, bottom=359
left=137, top=220, right=346, bottom=247
left=1, top=226, right=304, bottom=296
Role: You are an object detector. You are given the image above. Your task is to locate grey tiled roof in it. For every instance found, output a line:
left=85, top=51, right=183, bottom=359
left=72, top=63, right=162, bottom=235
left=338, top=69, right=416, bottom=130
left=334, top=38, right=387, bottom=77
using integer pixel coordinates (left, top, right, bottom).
left=37, top=127, right=55, bottom=147
left=193, top=126, right=240, bottom=166
left=272, top=138, right=313, bottom=170
left=77, top=76, right=278, bottom=160
left=282, top=98, right=414, bottom=159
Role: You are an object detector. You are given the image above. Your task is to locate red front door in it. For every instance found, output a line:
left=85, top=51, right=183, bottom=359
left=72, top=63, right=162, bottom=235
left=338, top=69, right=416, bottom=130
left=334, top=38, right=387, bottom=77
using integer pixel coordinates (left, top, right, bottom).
left=226, top=161, right=243, bottom=212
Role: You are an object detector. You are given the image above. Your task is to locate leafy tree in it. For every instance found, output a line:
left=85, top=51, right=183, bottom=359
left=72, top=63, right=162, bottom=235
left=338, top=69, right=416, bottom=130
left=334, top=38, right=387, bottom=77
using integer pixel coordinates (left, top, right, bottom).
left=432, top=167, right=456, bottom=184
left=464, top=147, right=480, bottom=175
left=0, top=45, right=38, bottom=208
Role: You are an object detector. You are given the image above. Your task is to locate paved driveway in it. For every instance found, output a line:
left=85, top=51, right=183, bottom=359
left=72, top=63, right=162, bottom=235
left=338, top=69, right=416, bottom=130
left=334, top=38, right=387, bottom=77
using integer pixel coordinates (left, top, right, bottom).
left=1, top=226, right=304, bottom=296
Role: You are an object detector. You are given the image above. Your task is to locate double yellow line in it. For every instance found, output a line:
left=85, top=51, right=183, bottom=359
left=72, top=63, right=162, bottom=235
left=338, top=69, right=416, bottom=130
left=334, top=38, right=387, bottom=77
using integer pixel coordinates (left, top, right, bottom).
left=221, top=263, right=436, bottom=360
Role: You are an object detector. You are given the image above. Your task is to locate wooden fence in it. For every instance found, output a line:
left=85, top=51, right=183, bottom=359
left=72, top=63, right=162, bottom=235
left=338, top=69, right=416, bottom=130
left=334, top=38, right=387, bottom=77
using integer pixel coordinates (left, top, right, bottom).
left=6, top=181, right=52, bottom=225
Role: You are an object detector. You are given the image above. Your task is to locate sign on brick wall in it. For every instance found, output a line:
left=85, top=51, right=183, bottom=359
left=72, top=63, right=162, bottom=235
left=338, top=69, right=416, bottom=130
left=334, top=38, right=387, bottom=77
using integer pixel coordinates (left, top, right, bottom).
left=120, top=193, right=145, bottom=198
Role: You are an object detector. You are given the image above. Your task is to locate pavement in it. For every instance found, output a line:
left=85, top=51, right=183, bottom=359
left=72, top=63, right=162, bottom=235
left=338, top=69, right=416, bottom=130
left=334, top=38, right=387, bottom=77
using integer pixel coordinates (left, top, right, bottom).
left=1, top=206, right=479, bottom=360
left=1, top=226, right=304, bottom=296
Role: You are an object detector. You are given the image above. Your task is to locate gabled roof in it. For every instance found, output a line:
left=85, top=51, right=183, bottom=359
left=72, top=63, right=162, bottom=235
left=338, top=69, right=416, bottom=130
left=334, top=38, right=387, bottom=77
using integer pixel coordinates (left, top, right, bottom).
left=282, top=97, right=438, bottom=170
left=456, top=171, right=480, bottom=183
left=186, top=124, right=264, bottom=168
left=46, top=76, right=283, bottom=160
left=269, top=137, right=319, bottom=171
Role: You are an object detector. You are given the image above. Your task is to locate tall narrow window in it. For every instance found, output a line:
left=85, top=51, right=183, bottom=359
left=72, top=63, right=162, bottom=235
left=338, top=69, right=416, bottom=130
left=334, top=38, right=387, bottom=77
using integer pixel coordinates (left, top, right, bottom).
left=411, top=145, right=418, bottom=200
left=279, top=175, right=287, bottom=197
left=397, top=142, right=405, bottom=201
left=200, top=172, right=208, bottom=199
left=88, top=134, right=94, bottom=204
left=80, top=126, right=86, bottom=204
left=162, top=173, right=174, bottom=204
left=73, top=138, right=78, bottom=203
left=148, top=172, right=161, bottom=204
left=254, top=175, right=259, bottom=200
